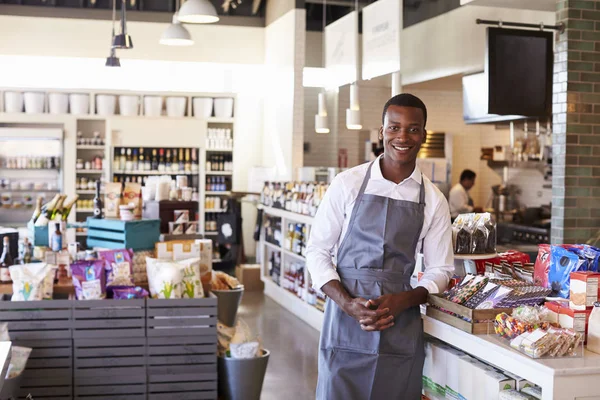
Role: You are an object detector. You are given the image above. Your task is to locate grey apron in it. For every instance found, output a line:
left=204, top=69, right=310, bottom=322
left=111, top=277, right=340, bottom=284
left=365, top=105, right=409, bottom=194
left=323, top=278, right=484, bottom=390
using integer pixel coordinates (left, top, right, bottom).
left=316, top=161, right=426, bottom=400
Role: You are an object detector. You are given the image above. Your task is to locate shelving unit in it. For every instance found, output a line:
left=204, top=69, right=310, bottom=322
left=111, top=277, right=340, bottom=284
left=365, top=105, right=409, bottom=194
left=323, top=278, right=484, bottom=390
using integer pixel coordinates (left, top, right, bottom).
left=206, top=191, right=231, bottom=196
left=259, top=205, right=323, bottom=331
left=75, top=169, right=103, bottom=174
left=206, top=171, right=232, bottom=176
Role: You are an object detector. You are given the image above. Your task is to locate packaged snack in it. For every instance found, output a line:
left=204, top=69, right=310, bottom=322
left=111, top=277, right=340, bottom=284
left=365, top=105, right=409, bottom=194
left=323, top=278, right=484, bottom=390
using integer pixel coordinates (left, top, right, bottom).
left=520, top=328, right=554, bottom=358
left=122, top=182, right=142, bottom=219
left=499, top=390, right=536, bottom=400
left=520, top=386, right=542, bottom=400
left=105, top=182, right=122, bottom=218
left=0, top=322, right=9, bottom=341
left=195, top=239, right=213, bottom=290
left=169, top=222, right=185, bottom=235
left=464, top=282, right=499, bottom=309
left=471, top=214, right=489, bottom=254
left=97, top=249, right=135, bottom=288
left=71, top=260, right=107, bottom=300
left=174, top=210, right=190, bottom=223
left=146, top=258, right=184, bottom=299
left=112, top=286, right=149, bottom=300
left=177, top=258, right=204, bottom=298
left=484, top=214, right=497, bottom=254
left=454, top=214, right=475, bottom=254
left=448, top=276, right=488, bottom=305
left=211, top=271, right=242, bottom=291
left=559, top=307, right=591, bottom=341
left=6, top=346, right=32, bottom=379
left=580, top=245, right=600, bottom=272
left=549, top=246, right=586, bottom=298
left=185, top=222, right=198, bottom=235
left=570, top=271, right=600, bottom=310
left=9, top=263, right=52, bottom=301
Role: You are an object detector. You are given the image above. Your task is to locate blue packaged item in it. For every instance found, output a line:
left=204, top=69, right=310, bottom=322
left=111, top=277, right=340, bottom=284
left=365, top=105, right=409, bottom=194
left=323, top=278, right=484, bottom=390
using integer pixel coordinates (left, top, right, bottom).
left=582, top=245, right=600, bottom=272
left=549, top=246, right=586, bottom=298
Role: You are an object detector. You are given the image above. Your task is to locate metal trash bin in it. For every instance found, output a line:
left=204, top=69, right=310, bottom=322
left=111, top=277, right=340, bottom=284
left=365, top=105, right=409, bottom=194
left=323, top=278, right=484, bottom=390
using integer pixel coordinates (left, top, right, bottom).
left=213, top=287, right=244, bottom=326
left=0, top=373, right=23, bottom=400
left=218, top=349, right=270, bottom=400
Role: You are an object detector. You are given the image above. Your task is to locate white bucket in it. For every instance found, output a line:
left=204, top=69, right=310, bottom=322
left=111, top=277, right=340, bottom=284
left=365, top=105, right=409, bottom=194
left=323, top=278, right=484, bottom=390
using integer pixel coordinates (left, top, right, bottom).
left=96, top=94, right=117, bottom=116
left=4, top=91, right=23, bottom=113
left=24, top=92, right=45, bottom=114
left=144, top=96, right=163, bottom=117
left=166, top=97, right=187, bottom=117
left=214, top=98, right=234, bottom=118
left=119, top=95, right=139, bottom=116
left=69, top=94, right=90, bottom=115
left=193, top=97, right=214, bottom=118
left=48, top=93, right=69, bottom=114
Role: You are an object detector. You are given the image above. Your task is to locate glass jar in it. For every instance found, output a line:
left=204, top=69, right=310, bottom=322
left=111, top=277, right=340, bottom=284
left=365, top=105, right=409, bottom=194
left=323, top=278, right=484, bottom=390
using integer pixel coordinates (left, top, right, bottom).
left=76, top=159, right=84, bottom=170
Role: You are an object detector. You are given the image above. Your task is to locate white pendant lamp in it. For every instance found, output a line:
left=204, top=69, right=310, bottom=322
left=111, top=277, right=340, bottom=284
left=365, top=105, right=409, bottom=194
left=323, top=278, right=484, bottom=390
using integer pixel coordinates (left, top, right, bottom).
left=178, top=0, right=219, bottom=24
left=315, top=92, right=330, bottom=134
left=346, top=83, right=362, bottom=130
left=160, top=13, right=194, bottom=46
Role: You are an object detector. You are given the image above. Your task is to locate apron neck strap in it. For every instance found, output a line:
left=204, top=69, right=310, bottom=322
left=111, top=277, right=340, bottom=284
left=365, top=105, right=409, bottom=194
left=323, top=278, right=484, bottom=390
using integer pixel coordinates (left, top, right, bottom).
left=418, top=174, right=426, bottom=205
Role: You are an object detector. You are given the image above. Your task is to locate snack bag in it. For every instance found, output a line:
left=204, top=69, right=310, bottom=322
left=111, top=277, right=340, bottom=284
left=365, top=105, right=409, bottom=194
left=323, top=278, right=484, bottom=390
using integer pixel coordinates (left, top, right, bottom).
left=484, top=214, right=497, bottom=254
left=6, top=346, right=32, bottom=379
left=146, top=258, right=184, bottom=299
left=471, top=213, right=490, bottom=254
left=549, top=246, right=585, bottom=298
left=122, top=182, right=142, bottom=219
left=105, top=182, right=122, bottom=218
left=112, top=287, right=149, bottom=300
left=177, top=258, right=204, bottom=298
left=42, top=264, right=58, bottom=300
left=9, top=263, right=52, bottom=301
left=71, top=260, right=107, bottom=300
left=211, top=271, right=242, bottom=291
left=455, top=213, right=475, bottom=254
left=97, top=249, right=135, bottom=288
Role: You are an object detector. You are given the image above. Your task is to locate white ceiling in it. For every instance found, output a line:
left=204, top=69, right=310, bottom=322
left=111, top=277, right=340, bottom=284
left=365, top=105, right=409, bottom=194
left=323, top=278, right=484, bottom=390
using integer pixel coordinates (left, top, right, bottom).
left=460, top=0, right=555, bottom=11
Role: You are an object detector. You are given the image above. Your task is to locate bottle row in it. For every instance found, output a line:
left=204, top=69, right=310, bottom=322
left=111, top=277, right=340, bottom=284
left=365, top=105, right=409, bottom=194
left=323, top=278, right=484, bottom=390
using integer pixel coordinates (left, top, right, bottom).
left=205, top=214, right=219, bottom=232
left=284, top=223, right=310, bottom=257
left=282, top=261, right=305, bottom=299
left=261, top=181, right=329, bottom=217
left=76, top=131, right=105, bottom=146
left=2, top=156, right=61, bottom=170
left=113, top=147, right=199, bottom=174
left=206, top=177, right=229, bottom=192
left=206, top=155, right=233, bottom=172
left=207, top=128, right=233, bottom=150
left=76, top=157, right=104, bottom=171
left=205, top=196, right=228, bottom=211
left=264, top=215, right=282, bottom=248
left=31, top=194, right=80, bottom=226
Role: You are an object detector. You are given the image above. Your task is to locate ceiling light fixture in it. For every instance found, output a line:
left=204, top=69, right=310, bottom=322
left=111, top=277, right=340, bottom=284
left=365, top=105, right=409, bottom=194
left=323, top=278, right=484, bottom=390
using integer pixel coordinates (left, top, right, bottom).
left=346, top=82, right=362, bottom=130
left=178, top=0, right=220, bottom=24
left=161, top=0, right=194, bottom=46
left=105, top=0, right=121, bottom=67
left=113, top=0, right=134, bottom=49
left=315, top=0, right=329, bottom=134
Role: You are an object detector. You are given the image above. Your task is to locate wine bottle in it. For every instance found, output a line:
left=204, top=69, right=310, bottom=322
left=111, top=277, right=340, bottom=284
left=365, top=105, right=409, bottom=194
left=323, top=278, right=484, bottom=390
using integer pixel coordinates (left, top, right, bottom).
left=51, top=195, right=66, bottom=221
left=191, top=149, right=199, bottom=173
left=61, top=195, right=79, bottom=221
left=171, top=149, right=179, bottom=172
left=151, top=149, right=158, bottom=171
left=158, top=149, right=165, bottom=172
left=184, top=149, right=191, bottom=173
left=51, top=222, right=63, bottom=252
left=178, top=149, right=184, bottom=172
left=125, top=148, right=133, bottom=171
left=119, top=148, right=126, bottom=171
left=30, top=196, right=43, bottom=224
left=139, top=148, right=145, bottom=171
left=93, top=180, right=104, bottom=219
left=0, top=236, right=13, bottom=283
left=166, top=149, right=172, bottom=171
left=35, top=194, right=61, bottom=227
left=132, top=149, right=139, bottom=171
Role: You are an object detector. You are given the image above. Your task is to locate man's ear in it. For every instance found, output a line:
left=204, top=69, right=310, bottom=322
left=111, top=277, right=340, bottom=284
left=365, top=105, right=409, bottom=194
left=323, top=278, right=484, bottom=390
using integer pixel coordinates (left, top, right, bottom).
left=378, top=126, right=384, bottom=141
left=423, top=129, right=428, bottom=144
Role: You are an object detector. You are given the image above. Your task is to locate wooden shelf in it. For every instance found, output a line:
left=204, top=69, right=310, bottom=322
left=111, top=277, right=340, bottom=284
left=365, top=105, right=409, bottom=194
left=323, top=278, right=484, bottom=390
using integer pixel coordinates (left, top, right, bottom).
left=206, top=171, right=232, bottom=175
left=284, top=249, right=306, bottom=262
left=113, top=170, right=198, bottom=175
left=77, top=209, right=94, bottom=213
left=76, top=170, right=104, bottom=174
left=206, top=149, right=233, bottom=153
left=77, top=145, right=105, bottom=150
left=205, top=191, right=231, bottom=195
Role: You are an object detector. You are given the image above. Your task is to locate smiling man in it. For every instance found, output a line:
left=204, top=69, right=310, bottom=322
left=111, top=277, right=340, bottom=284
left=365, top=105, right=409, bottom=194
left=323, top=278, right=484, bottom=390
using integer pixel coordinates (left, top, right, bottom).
left=306, top=94, right=454, bottom=399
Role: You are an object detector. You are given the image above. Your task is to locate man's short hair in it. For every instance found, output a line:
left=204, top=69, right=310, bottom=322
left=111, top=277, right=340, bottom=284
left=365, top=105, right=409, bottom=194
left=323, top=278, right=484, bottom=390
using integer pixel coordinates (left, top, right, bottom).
left=382, top=93, right=427, bottom=128
left=460, top=169, right=476, bottom=181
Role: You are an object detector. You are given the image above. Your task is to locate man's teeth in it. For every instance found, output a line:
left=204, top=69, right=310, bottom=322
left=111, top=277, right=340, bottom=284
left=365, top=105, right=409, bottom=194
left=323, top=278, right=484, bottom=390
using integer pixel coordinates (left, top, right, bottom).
left=392, top=145, right=410, bottom=151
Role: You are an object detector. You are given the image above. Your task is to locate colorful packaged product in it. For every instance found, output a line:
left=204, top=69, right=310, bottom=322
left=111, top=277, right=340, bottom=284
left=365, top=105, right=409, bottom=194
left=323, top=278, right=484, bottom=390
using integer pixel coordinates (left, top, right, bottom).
left=112, top=286, right=149, bottom=300
left=9, top=263, right=53, bottom=301
left=549, top=246, right=586, bottom=298
left=71, top=260, right=107, bottom=300
left=570, top=271, right=600, bottom=310
left=97, top=249, right=135, bottom=288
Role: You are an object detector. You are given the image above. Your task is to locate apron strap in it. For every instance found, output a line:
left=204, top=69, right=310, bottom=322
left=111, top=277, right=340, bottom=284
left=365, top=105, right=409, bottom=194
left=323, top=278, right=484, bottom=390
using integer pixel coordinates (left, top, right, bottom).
left=418, top=175, right=426, bottom=253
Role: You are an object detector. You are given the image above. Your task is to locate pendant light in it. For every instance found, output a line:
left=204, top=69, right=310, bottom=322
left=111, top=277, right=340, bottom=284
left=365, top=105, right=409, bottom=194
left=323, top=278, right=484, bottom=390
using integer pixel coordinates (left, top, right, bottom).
left=160, top=0, right=194, bottom=46
left=105, top=0, right=120, bottom=67
left=315, top=0, right=329, bottom=134
left=346, top=0, right=361, bottom=130
left=113, top=0, right=134, bottom=49
left=346, top=82, right=362, bottom=130
left=178, top=0, right=219, bottom=24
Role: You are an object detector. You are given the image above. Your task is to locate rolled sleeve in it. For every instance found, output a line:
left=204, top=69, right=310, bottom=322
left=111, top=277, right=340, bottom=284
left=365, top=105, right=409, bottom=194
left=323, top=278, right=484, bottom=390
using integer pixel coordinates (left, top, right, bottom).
left=306, top=176, right=346, bottom=290
left=417, top=199, right=454, bottom=294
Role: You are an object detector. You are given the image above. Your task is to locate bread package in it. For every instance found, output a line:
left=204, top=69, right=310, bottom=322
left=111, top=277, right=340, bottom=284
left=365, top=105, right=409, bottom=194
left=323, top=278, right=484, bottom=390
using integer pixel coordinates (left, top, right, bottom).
left=105, top=182, right=122, bottom=218
left=122, top=182, right=142, bottom=219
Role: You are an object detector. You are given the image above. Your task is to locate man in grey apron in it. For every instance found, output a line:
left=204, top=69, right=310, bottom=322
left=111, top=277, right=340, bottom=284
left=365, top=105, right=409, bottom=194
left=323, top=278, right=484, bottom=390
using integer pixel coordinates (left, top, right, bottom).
left=307, top=94, right=454, bottom=399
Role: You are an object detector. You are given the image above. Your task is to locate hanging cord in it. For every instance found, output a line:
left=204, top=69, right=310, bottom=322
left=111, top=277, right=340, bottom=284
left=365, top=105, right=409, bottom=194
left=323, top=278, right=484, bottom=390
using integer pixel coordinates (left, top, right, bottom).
left=111, top=0, right=116, bottom=43
left=321, top=0, right=327, bottom=96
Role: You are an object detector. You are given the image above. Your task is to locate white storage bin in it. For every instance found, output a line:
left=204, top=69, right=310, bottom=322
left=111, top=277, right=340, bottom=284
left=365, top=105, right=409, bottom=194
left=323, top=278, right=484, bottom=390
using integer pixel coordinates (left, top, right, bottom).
left=193, top=97, right=214, bottom=118
left=166, top=97, right=187, bottom=117
left=69, top=93, right=90, bottom=115
left=214, top=98, right=234, bottom=118
left=24, top=92, right=45, bottom=114
left=4, top=91, right=24, bottom=113
left=119, top=95, right=139, bottom=116
left=144, top=96, right=163, bottom=117
left=96, top=94, right=117, bottom=116
left=48, top=93, right=69, bottom=114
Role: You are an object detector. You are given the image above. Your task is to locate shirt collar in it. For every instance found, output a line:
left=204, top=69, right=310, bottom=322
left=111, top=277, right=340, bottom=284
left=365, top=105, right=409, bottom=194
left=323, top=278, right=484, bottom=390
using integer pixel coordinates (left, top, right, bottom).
left=372, top=155, right=423, bottom=185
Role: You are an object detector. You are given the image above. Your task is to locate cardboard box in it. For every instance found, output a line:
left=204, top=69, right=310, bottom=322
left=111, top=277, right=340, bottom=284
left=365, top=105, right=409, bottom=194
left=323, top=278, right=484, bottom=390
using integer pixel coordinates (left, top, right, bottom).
left=483, top=371, right=515, bottom=400
left=235, top=264, right=264, bottom=291
left=559, top=307, right=592, bottom=342
left=457, top=355, right=474, bottom=400
left=444, top=347, right=463, bottom=400
left=544, top=301, right=563, bottom=325
left=570, top=271, right=600, bottom=310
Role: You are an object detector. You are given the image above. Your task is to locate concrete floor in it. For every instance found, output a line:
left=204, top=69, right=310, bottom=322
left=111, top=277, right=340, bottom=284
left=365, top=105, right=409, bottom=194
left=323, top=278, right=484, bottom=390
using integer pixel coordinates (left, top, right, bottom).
left=237, top=291, right=320, bottom=400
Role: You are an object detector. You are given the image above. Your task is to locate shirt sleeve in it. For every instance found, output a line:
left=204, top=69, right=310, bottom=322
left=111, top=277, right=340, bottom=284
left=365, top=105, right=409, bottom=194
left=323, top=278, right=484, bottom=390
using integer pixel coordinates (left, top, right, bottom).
left=306, top=175, right=347, bottom=290
left=417, top=197, right=454, bottom=294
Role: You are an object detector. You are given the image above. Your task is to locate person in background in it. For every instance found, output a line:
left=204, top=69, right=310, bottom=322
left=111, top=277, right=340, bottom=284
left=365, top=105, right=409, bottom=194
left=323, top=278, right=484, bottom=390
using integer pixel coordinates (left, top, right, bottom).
left=307, top=94, right=454, bottom=399
left=449, top=169, right=482, bottom=219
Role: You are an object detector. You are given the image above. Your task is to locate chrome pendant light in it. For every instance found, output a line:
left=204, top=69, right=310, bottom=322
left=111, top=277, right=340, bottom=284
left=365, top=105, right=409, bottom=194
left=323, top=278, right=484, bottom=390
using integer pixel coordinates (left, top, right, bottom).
left=105, top=0, right=121, bottom=67
left=315, top=0, right=329, bottom=134
left=178, top=0, right=219, bottom=24
left=160, top=0, right=194, bottom=46
left=113, top=0, right=134, bottom=49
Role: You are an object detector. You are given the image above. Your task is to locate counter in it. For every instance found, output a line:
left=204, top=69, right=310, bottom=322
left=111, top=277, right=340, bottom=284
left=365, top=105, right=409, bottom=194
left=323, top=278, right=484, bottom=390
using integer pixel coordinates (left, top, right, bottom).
left=0, top=341, right=11, bottom=393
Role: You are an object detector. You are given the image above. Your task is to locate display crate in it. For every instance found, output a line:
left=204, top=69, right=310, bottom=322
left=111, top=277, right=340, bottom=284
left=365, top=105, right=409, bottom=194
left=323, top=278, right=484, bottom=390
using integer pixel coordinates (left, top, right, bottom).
left=72, top=299, right=146, bottom=339
left=86, top=218, right=160, bottom=251
left=0, top=300, right=72, bottom=340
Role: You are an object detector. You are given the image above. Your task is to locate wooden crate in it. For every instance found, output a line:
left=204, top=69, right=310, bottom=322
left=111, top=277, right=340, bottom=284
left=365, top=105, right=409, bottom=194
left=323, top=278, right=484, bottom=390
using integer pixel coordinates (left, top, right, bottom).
left=72, top=299, right=145, bottom=339
left=86, top=218, right=160, bottom=251
left=426, top=294, right=511, bottom=335
left=0, top=300, right=72, bottom=340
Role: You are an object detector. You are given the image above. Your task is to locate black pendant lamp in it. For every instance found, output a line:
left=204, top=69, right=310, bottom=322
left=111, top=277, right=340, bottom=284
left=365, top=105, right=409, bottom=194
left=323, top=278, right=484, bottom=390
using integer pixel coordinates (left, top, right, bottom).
left=113, top=0, right=133, bottom=49
left=105, top=0, right=121, bottom=67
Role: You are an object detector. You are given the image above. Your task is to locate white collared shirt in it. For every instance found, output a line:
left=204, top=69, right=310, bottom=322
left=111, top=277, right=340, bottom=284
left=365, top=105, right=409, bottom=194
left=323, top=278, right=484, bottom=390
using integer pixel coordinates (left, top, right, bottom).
left=448, top=183, right=474, bottom=219
left=306, top=155, right=454, bottom=294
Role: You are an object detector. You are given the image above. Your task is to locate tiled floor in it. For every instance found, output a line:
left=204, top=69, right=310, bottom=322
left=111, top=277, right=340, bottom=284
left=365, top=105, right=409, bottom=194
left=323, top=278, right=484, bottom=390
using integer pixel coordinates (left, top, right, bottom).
left=237, top=291, right=320, bottom=400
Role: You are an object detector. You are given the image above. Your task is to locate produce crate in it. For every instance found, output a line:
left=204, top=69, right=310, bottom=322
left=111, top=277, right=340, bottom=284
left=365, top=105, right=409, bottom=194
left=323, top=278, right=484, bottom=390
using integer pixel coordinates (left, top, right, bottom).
left=0, top=300, right=72, bottom=340
left=86, top=218, right=160, bottom=251
left=146, top=298, right=218, bottom=400
left=72, top=299, right=146, bottom=339
left=426, top=294, right=512, bottom=334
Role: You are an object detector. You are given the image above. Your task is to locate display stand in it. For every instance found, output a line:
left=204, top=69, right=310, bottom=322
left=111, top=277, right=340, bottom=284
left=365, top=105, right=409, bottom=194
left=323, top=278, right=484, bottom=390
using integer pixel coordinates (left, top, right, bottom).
left=453, top=253, right=497, bottom=275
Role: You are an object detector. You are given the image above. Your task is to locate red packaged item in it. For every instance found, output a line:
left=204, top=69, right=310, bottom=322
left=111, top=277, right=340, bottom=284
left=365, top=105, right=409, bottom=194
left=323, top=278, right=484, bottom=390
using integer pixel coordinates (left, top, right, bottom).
left=534, top=244, right=551, bottom=288
left=559, top=307, right=592, bottom=343
left=569, top=271, right=600, bottom=311
left=544, top=301, right=563, bottom=325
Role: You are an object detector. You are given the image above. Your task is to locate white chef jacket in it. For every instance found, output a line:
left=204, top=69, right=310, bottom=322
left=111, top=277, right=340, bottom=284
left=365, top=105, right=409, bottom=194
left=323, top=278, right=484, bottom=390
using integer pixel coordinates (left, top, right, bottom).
left=306, top=156, right=454, bottom=295
left=448, top=183, right=474, bottom=219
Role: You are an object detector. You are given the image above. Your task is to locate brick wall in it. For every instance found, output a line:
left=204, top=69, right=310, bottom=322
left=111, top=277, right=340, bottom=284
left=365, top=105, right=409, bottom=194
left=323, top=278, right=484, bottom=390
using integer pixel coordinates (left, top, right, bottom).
left=552, top=0, right=600, bottom=244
